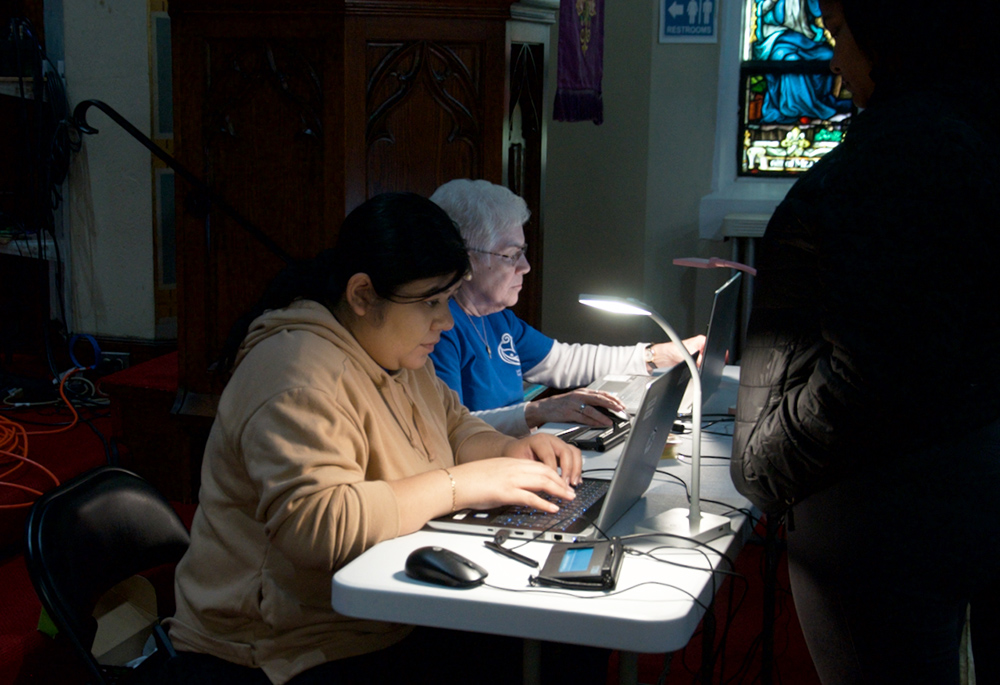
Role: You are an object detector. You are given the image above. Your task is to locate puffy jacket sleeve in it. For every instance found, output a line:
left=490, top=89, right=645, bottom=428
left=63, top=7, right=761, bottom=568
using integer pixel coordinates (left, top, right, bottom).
left=728, top=180, right=874, bottom=514
left=732, top=103, right=1000, bottom=513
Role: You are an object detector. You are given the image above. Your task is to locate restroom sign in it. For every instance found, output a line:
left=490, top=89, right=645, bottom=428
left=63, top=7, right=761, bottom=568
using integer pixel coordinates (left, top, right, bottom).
left=660, top=0, right=718, bottom=43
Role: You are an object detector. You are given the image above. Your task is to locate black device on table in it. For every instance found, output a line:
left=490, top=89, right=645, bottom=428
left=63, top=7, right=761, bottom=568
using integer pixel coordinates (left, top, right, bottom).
left=557, top=406, right=631, bottom=452
left=531, top=538, right=623, bottom=591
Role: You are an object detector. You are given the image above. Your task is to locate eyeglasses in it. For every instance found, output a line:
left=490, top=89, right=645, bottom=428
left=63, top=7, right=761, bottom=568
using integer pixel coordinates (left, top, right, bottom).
left=470, top=245, right=528, bottom=265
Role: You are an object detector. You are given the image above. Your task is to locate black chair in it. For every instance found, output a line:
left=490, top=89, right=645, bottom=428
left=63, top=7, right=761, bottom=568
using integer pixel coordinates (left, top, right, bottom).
left=24, top=466, right=191, bottom=684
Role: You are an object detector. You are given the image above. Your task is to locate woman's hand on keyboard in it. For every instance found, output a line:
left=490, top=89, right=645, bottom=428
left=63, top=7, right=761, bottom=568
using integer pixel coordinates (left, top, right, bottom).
left=450, top=457, right=577, bottom=514
left=500, top=432, right=583, bottom=486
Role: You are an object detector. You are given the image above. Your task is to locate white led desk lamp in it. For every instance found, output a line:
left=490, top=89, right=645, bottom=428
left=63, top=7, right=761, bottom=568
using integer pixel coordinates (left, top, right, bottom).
left=578, top=294, right=731, bottom=544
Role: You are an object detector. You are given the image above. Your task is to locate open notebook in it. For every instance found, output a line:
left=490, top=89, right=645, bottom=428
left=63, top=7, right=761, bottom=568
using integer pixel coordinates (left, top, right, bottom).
left=591, top=272, right=742, bottom=416
left=426, top=363, right=691, bottom=543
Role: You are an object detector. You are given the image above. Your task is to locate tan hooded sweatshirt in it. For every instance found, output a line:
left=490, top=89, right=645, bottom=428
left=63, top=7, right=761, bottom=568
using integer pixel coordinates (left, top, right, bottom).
left=167, top=300, right=495, bottom=683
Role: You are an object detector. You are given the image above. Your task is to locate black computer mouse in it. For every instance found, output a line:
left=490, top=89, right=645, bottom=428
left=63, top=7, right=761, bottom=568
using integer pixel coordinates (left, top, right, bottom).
left=404, top=546, right=488, bottom=588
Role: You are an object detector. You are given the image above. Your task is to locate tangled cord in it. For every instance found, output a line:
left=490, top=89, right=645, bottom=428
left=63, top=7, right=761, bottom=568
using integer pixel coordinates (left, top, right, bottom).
left=0, top=367, right=87, bottom=509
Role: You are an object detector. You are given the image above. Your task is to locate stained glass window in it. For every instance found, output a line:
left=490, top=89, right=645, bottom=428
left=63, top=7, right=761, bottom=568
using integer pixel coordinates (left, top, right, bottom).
left=739, top=0, right=854, bottom=176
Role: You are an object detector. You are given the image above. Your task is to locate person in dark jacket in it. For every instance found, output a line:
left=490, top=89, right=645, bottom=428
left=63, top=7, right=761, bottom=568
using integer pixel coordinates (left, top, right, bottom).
left=730, top=0, right=1000, bottom=682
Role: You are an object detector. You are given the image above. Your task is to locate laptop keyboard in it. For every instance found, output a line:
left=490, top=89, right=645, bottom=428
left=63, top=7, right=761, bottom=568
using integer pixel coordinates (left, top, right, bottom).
left=487, top=479, right=610, bottom=532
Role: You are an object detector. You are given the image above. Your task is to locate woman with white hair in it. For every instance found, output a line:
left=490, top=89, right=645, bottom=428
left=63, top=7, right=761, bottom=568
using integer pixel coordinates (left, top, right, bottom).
left=429, top=179, right=702, bottom=437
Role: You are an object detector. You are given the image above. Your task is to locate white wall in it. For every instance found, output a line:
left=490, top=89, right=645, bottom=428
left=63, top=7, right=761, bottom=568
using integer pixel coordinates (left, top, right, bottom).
left=543, top=0, right=730, bottom=347
left=63, top=0, right=155, bottom=339
left=644, top=5, right=731, bottom=334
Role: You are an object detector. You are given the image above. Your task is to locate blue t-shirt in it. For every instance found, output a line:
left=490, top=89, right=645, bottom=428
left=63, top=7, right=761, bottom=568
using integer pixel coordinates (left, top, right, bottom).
left=430, top=300, right=555, bottom=411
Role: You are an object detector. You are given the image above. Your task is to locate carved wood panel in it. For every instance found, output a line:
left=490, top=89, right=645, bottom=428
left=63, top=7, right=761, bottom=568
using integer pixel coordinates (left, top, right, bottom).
left=202, top=38, right=330, bottom=338
left=366, top=40, right=484, bottom=197
left=176, top=36, right=339, bottom=395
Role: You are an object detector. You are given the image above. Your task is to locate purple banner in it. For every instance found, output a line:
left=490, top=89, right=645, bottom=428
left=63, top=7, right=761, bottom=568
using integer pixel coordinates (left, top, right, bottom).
left=553, top=0, right=605, bottom=124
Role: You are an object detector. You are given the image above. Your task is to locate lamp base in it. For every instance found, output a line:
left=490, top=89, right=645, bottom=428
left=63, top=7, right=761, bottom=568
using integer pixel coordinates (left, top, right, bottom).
left=636, top=508, right=732, bottom=547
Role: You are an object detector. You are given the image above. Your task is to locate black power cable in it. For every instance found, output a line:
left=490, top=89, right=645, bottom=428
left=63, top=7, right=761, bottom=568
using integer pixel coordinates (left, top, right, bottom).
left=2, top=18, right=77, bottom=380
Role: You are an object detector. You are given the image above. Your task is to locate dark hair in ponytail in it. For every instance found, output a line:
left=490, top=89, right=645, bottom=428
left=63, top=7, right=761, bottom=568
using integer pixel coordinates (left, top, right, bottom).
left=218, top=192, right=469, bottom=371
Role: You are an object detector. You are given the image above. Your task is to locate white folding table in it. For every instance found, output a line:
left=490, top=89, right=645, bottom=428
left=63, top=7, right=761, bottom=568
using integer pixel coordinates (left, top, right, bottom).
left=332, top=370, right=750, bottom=684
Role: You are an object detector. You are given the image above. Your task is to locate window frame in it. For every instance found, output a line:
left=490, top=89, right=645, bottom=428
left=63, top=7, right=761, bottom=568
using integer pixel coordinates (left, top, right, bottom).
left=699, top=0, right=797, bottom=240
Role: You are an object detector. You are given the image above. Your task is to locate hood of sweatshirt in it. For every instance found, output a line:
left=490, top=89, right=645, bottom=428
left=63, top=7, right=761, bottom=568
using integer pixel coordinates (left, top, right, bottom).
left=234, top=299, right=440, bottom=461
left=235, top=299, right=382, bottom=377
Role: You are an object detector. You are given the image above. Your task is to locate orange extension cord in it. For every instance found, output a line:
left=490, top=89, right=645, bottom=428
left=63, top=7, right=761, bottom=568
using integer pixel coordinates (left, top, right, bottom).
left=0, top=368, right=84, bottom=509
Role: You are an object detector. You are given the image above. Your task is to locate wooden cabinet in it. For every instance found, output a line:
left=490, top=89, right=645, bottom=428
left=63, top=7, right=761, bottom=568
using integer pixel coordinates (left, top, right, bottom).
left=170, top=0, right=554, bottom=406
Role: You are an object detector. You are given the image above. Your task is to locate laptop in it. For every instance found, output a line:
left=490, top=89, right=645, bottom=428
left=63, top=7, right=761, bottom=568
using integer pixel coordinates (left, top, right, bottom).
left=590, top=272, right=742, bottom=416
left=426, top=363, right=691, bottom=543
